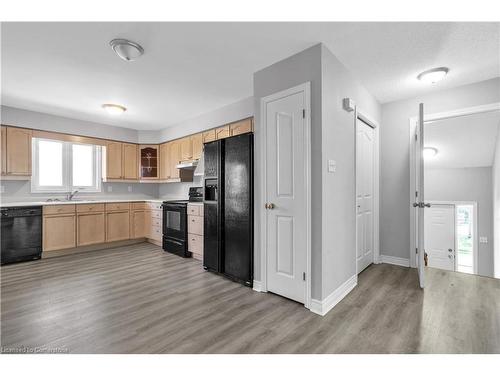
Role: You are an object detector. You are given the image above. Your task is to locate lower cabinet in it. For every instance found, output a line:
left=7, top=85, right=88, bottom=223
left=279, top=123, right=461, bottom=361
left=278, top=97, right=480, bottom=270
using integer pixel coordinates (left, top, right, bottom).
left=77, top=212, right=106, bottom=246
left=106, top=210, right=130, bottom=242
left=187, top=203, right=204, bottom=260
left=43, top=214, right=76, bottom=251
left=130, top=210, right=146, bottom=239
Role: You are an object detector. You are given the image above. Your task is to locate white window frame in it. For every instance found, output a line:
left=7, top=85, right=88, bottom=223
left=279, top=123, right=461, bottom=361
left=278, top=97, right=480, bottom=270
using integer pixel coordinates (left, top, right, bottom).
left=31, top=138, right=102, bottom=193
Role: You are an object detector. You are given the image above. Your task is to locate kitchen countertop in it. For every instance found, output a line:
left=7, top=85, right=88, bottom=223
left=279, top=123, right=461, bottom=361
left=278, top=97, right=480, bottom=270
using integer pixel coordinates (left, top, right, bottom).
left=0, top=198, right=165, bottom=208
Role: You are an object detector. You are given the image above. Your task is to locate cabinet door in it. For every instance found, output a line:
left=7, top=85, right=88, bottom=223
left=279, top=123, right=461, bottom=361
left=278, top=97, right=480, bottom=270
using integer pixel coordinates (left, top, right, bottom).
left=191, top=133, right=203, bottom=160
left=169, top=141, right=181, bottom=179
left=180, top=137, right=193, bottom=161
left=159, top=142, right=170, bottom=180
left=230, top=118, right=253, bottom=136
left=106, top=142, right=123, bottom=179
left=140, top=145, right=159, bottom=179
left=6, top=127, right=32, bottom=175
left=144, top=209, right=152, bottom=238
left=1, top=126, right=6, bottom=175
left=122, top=143, right=138, bottom=180
left=106, top=211, right=130, bottom=242
left=131, top=210, right=146, bottom=238
left=77, top=212, right=105, bottom=246
left=202, top=129, right=216, bottom=143
left=43, top=214, right=76, bottom=251
left=215, top=125, right=230, bottom=140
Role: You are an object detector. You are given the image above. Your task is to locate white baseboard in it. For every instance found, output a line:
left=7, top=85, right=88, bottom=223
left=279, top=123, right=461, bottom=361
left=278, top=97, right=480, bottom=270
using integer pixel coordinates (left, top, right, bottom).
left=380, top=255, right=410, bottom=267
left=252, top=280, right=264, bottom=292
left=310, top=274, right=357, bottom=316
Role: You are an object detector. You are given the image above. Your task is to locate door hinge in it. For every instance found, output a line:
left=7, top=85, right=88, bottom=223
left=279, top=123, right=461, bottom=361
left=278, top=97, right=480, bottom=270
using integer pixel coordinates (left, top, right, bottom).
left=416, top=248, right=418, bottom=254
left=303, top=272, right=306, bottom=281
left=415, top=133, right=418, bottom=141
left=302, top=109, right=305, bottom=118
left=415, top=191, right=418, bottom=198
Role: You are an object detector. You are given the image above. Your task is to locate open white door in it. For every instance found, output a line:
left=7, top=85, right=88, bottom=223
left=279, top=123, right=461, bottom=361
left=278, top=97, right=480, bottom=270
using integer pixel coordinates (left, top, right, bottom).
left=414, top=103, right=426, bottom=288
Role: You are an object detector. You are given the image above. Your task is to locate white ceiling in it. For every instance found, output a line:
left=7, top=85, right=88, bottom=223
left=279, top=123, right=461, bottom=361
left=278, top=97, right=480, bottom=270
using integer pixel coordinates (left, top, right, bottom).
left=2, top=22, right=499, bottom=130
left=424, top=110, right=500, bottom=169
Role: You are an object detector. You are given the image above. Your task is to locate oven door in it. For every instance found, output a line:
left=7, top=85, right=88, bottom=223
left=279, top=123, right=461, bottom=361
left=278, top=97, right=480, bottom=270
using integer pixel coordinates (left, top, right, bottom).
left=163, top=204, right=187, bottom=241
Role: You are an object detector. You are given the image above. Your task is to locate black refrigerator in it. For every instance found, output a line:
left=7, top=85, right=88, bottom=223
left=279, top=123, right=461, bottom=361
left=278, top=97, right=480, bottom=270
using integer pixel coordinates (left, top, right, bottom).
left=203, top=133, right=253, bottom=287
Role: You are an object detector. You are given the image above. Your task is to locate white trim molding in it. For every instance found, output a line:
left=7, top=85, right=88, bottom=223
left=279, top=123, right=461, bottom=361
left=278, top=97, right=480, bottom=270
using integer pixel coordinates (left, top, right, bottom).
left=310, top=275, right=357, bottom=316
left=252, top=280, right=264, bottom=292
left=380, top=255, right=410, bottom=267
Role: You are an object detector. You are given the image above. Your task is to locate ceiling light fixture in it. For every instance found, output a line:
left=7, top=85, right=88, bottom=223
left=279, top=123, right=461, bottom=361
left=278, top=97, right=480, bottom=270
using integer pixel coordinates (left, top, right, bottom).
left=102, top=103, right=127, bottom=115
left=417, top=67, right=449, bottom=84
left=109, top=39, right=144, bottom=61
left=423, top=147, right=439, bottom=159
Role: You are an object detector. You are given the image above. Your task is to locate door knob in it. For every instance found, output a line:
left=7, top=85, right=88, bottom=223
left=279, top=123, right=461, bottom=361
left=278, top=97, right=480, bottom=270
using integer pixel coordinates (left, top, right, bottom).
left=448, top=249, right=453, bottom=252
left=268, top=203, right=275, bottom=209
left=448, top=254, right=453, bottom=259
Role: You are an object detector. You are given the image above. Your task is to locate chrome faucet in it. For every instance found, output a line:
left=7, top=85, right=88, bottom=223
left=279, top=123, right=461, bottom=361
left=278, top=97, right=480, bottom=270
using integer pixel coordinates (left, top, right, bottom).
left=67, top=190, right=79, bottom=201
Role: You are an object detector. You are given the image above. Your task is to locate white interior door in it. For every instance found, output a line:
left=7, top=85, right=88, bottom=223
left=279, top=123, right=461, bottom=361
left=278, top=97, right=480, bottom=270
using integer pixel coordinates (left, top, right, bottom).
left=265, top=87, right=308, bottom=304
left=415, top=103, right=426, bottom=288
left=424, top=204, right=455, bottom=271
left=356, top=119, right=374, bottom=273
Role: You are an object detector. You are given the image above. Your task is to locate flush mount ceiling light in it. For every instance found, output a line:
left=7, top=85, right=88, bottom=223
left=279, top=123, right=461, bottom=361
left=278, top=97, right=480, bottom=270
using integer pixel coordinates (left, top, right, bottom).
left=423, top=147, right=439, bottom=159
left=102, top=103, right=127, bottom=115
left=417, top=67, right=449, bottom=84
left=109, top=39, right=144, bottom=61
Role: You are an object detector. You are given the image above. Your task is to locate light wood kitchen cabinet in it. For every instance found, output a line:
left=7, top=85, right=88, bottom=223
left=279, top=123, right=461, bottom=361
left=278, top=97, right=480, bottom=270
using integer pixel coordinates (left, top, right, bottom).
left=187, top=203, right=204, bottom=260
left=105, top=141, right=123, bottom=179
left=6, top=126, right=32, bottom=176
left=215, top=125, right=231, bottom=140
left=77, top=212, right=106, bottom=246
left=230, top=118, right=253, bottom=136
left=1, top=126, right=6, bottom=175
left=202, top=129, right=216, bottom=143
left=131, top=210, right=146, bottom=238
left=43, top=214, right=76, bottom=251
left=106, top=210, right=130, bottom=242
left=139, top=145, right=159, bottom=179
left=169, top=141, right=181, bottom=180
left=122, top=143, right=139, bottom=180
left=159, top=142, right=170, bottom=180
left=180, top=136, right=193, bottom=161
left=191, top=133, right=203, bottom=160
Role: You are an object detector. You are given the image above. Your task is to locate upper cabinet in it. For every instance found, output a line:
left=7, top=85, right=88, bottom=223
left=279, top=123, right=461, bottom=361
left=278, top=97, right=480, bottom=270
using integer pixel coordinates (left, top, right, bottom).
left=169, top=141, right=181, bottom=180
left=202, top=129, right=216, bottom=143
left=180, top=136, right=193, bottom=161
left=159, top=142, right=170, bottom=180
left=122, top=143, right=139, bottom=180
left=215, top=125, right=230, bottom=140
left=105, top=141, right=123, bottom=179
left=191, top=133, right=203, bottom=160
left=202, top=118, right=253, bottom=144
left=139, top=145, right=159, bottom=179
left=229, top=118, right=253, bottom=137
left=3, top=126, right=32, bottom=176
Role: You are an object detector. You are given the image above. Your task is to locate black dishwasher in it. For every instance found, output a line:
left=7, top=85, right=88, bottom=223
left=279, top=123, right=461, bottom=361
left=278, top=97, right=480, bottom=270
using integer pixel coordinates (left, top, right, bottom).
left=1, top=206, right=43, bottom=265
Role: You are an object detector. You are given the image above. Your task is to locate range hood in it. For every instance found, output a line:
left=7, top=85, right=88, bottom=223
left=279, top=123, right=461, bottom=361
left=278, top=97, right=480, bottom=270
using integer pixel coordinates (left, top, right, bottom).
left=193, top=152, right=204, bottom=176
left=176, top=160, right=198, bottom=170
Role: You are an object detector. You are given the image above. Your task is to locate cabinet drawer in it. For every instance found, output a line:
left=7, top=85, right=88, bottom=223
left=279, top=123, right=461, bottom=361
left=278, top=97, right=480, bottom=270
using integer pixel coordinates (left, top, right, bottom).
left=150, top=225, right=162, bottom=240
left=147, top=202, right=163, bottom=210
left=106, top=202, right=130, bottom=211
left=188, top=233, right=203, bottom=254
left=151, top=218, right=162, bottom=227
left=76, top=203, right=105, bottom=213
left=188, top=215, right=203, bottom=235
left=150, top=210, right=162, bottom=219
left=44, top=204, right=76, bottom=215
left=187, top=204, right=200, bottom=216
left=131, top=202, right=147, bottom=210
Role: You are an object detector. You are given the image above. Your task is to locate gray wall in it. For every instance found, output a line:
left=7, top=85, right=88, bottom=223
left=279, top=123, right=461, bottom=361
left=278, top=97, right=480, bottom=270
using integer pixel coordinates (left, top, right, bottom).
left=380, top=78, right=500, bottom=261
left=493, top=128, right=500, bottom=278
left=425, top=167, right=494, bottom=277
left=1, top=105, right=139, bottom=143
left=254, top=44, right=323, bottom=299
left=320, top=45, right=381, bottom=298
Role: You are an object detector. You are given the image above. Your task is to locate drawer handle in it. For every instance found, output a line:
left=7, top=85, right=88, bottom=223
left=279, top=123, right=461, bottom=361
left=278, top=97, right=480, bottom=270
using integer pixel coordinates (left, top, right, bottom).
left=192, top=219, right=195, bottom=222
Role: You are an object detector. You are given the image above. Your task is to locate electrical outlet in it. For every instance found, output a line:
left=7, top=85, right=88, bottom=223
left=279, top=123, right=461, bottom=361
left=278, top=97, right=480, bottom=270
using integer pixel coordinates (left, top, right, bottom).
left=107, top=185, right=112, bottom=193
left=479, top=237, right=488, bottom=244
left=128, top=186, right=132, bottom=193
left=328, top=159, right=337, bottom=173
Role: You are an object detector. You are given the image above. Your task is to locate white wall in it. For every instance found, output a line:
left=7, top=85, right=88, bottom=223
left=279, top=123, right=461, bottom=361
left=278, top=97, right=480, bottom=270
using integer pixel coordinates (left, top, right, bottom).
left=380, top=78, right=500, bottom=262
left=320, top=45, right=381, bottom=298
left=493, top=127, right=500, bottom=278
left=425, top=167, right=494, bottom=277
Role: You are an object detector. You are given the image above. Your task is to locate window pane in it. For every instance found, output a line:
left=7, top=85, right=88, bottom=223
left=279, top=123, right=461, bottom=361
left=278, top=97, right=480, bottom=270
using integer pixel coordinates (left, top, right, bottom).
left=72, top=144, right=94, bottom=187
left=39, top=140, right=63, bottom=186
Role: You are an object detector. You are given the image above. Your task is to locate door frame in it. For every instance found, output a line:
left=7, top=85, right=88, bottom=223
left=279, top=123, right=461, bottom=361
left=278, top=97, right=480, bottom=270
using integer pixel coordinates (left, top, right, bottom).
left=427, top=201, right=479, bottom=274
left=259, top=82, right=312, bottom=309
left=408, top=102, right=500, bottom=267
left=355, top=109, right=381, bottom=272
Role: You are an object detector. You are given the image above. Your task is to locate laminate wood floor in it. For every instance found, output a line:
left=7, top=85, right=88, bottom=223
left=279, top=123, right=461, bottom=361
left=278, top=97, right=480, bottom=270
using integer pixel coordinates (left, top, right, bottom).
left=1, top=243, right=499, bottom=353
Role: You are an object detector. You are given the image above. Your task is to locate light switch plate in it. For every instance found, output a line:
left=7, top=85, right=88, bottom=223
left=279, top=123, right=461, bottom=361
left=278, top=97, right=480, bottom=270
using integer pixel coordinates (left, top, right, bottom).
left=107, top=185, right=112, bottom=193
left=479, top=236, right=488, bottom=244
left=328, top=160, right=337, bottom=173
